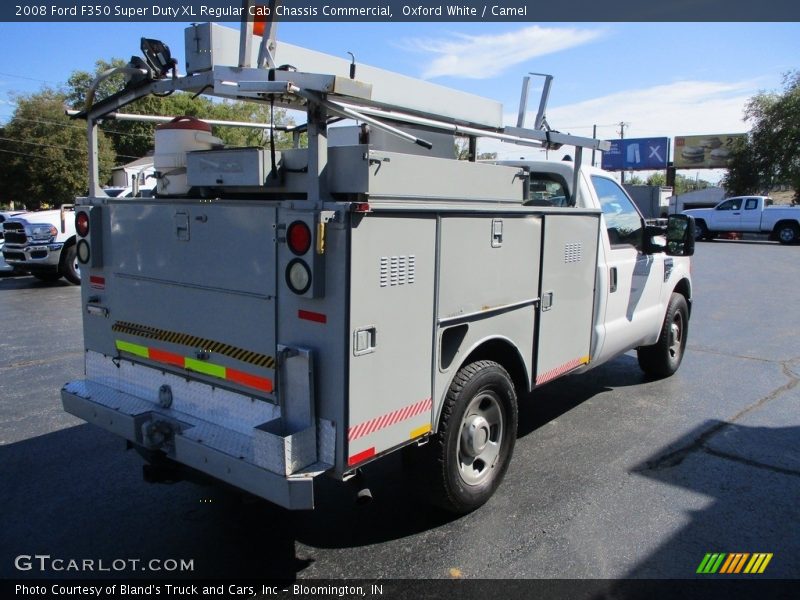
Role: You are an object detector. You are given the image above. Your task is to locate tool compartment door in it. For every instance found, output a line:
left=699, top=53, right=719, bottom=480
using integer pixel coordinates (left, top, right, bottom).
left=535, top=213, right=600, bottom=386
left=347, top=215, right=436, bottom=465
left=93, top=200, right=278, bottom=398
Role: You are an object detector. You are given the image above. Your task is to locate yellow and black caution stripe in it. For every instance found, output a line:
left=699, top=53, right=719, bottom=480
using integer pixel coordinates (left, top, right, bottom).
left=112, top=320, right=276, bottom=369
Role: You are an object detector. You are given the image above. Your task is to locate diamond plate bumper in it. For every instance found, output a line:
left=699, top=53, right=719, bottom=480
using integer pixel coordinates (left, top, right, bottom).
left=61, top=379, right=316, bottom=510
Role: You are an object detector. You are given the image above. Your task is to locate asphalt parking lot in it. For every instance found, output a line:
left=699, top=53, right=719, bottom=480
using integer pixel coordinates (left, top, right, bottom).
left=1, top=239, right=798, bottom=581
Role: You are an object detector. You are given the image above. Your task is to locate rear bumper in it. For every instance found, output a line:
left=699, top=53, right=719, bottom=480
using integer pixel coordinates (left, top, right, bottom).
left=61, top=379, right=316, bottom=510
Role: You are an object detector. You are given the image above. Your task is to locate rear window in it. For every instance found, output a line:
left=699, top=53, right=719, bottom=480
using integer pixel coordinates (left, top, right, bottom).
left=526, top=173, right=569, bottom=207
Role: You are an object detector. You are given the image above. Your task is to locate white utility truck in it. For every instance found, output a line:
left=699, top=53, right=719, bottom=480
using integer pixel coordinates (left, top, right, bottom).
left=1, top=206, right=80, bottom=284
left=61, top=16, right=695, bottom=514
left=684, top=195, right=800, bottom=244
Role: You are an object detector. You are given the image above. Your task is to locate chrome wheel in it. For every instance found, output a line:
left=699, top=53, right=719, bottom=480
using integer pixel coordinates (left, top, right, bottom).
left=668, top=310, right=684, bottom=360
left=778, top=226, right=797, bottom=244
left=457, top=391, right=504, bottom=486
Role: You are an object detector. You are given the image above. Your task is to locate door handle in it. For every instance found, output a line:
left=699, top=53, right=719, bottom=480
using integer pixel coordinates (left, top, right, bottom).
left=609, top=267, right=617, bottom=293
left=732, top=212, right=741, bottom=215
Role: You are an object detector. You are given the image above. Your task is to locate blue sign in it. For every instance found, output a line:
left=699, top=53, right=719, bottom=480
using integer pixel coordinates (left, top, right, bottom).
left=601, top=137, right=669, bottom=171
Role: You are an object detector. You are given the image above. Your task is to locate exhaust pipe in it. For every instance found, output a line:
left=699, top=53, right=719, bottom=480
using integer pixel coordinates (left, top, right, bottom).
left=349, top=470, right=373, bottom=505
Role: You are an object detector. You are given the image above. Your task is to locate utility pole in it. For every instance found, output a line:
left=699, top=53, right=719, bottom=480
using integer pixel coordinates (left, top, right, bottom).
left=591, top=124, right=597, bottom=167
left=618, top=121, right=628, bottom=184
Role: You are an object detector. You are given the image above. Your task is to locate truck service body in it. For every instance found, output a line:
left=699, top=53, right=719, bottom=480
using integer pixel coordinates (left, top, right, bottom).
left=61, top=18, right=695, bottom=513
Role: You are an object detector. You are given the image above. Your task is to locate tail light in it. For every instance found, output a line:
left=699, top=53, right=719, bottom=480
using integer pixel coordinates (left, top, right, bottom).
left=76, top=212, right=89, bottom=237
left=287, top=220, right=311, bottom=255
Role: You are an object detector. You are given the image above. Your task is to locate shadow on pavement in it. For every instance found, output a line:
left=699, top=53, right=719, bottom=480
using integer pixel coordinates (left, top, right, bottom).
left=613, top=420, right=800, bottom=581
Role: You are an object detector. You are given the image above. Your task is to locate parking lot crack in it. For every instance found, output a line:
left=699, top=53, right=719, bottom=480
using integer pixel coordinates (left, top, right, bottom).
left=703, top=447, right=800, bottom=478
left=639, top=358, right=799, bottom=472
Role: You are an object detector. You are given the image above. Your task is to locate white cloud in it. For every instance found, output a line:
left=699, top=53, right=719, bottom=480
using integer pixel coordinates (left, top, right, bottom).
left=404, top=26, right=605, bottom=80
left=482, top=79, right=759, bottom=166
left=546, top=80, right=756, bottom=138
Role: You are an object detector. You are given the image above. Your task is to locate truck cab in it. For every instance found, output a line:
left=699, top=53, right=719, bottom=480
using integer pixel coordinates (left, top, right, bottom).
left=499, top=160, right=692, bottom=371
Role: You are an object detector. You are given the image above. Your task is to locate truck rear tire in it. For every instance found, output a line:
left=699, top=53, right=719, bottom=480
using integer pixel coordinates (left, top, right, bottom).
left=428, top=360, right=517, bottom=514
left=637, top=293, right=689, bottom=378
left=776, top=223, right=799, bottom=245
left=59, top=242, right=80, bottom=285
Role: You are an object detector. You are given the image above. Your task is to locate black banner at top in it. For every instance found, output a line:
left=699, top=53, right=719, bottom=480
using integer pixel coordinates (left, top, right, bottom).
left=3, top=0, right=800, bottom=22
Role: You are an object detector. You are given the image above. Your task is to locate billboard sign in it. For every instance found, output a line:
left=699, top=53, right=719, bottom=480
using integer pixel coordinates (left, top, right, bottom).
left=601, top=137, right=669, bottom=171
left=673, top=134, right=747, bottom=169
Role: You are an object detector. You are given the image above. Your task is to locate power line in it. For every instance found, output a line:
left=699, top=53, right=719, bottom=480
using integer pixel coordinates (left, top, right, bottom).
left=0, top=135, right=140, bottom=159
left=0, top=71, right=59, bottom=85
left=0, top=147, right=53, bottom=160
left=5, top=115, right=153, bottom=138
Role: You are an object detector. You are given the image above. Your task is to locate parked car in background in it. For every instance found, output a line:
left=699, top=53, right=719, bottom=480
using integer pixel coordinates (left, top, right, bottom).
left=684, top=196, right=800, bottom=244
left=0, top=210, right=27, bottom=274
left=1, top=207, right=79, bottom=283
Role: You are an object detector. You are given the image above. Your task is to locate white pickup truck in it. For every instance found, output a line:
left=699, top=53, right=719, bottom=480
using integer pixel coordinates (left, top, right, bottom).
left=684, top=195, right=800, bottom=244
left=1, top=206, right=80, bottom=284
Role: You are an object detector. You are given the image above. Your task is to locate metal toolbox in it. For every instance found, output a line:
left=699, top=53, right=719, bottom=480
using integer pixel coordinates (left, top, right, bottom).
left=187, top=147, right=270, bottom=187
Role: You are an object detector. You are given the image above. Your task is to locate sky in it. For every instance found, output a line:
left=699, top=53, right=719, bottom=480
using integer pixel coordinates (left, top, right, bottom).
left=0, top=20, right=798, bottom=184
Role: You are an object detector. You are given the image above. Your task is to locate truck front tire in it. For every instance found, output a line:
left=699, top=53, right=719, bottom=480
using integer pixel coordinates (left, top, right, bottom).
left=637, top=293, right=689, bottom=378
left=693, top=220, right=709, bottom=241
left=60, top=242, right=80, bottom=285
left=428, top=360, right=518, bottom=514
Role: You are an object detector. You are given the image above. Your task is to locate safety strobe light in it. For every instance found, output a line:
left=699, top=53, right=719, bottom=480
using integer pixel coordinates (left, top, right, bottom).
left=286, top=258, right=312, bottom=295
left=287, top=220, right=312, bottom=255
left=76, top=239, right=91, bottom=264
left=76, top=212, right=89, bottom=237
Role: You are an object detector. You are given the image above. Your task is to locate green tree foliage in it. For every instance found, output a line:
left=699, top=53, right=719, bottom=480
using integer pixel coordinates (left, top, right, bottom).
left=646, top=172, right=666, bottom=187
left=66, top=59, right=294, bottom=164
left=625, top=174, right=644, bottom=185
left=0, top=89, right=115, bottom=209
left=723, top=71, right=800, bottom=200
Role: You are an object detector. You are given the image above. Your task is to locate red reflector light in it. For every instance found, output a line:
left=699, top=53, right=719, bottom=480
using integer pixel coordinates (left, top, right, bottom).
left=287, top=221, right=311, bottom=255
left=298, top=309, right=327, bottom=324
left=75, top=212, right=89, bottom=237
left=353, top=202, right=371, bottom=213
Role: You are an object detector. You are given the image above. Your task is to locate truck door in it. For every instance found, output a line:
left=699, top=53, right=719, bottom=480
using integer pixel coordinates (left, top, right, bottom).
left=590, top=175, right=664, bottom=360
left=739, top=197, right=762, bottom=231
left=711, top=197, right=743, bottom=231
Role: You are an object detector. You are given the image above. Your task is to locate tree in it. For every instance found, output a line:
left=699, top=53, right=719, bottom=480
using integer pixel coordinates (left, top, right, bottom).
left=0, top=89, right=115, bottom=209
left=723, top=71, right=800, bottom=200
left=625, top=174, right=644, bottom=185
left=646, top=172, right=666, bottom=187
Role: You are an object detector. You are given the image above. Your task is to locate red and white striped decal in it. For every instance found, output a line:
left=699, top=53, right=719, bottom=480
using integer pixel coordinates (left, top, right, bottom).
left=348, top=397, right=432, bottom=442
left=536, top=355, right=590, bottom=386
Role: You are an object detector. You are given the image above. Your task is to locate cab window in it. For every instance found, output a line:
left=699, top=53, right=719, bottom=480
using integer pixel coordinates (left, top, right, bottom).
left=716, top=198, right=742, bottom=210
left=745, top=198, right=758, bottom=210
left=591, top=175, right=643, bottom=249
left=526, top=173, right=569, bottom=207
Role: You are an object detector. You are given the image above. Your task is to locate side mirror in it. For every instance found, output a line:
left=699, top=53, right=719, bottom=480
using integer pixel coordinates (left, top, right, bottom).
left=666, top=214, right=695, bottom=256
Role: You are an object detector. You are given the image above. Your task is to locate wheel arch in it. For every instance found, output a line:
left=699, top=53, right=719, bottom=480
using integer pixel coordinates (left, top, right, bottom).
left=771, top=219, right=800, bottom=239
left=435, top=336, right=528, bottom=430
left=672, top=277, right=692, bottom=318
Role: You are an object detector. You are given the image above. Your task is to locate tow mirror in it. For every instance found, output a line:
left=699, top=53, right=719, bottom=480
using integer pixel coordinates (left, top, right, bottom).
left=666, top=214, right=695, bottom=257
